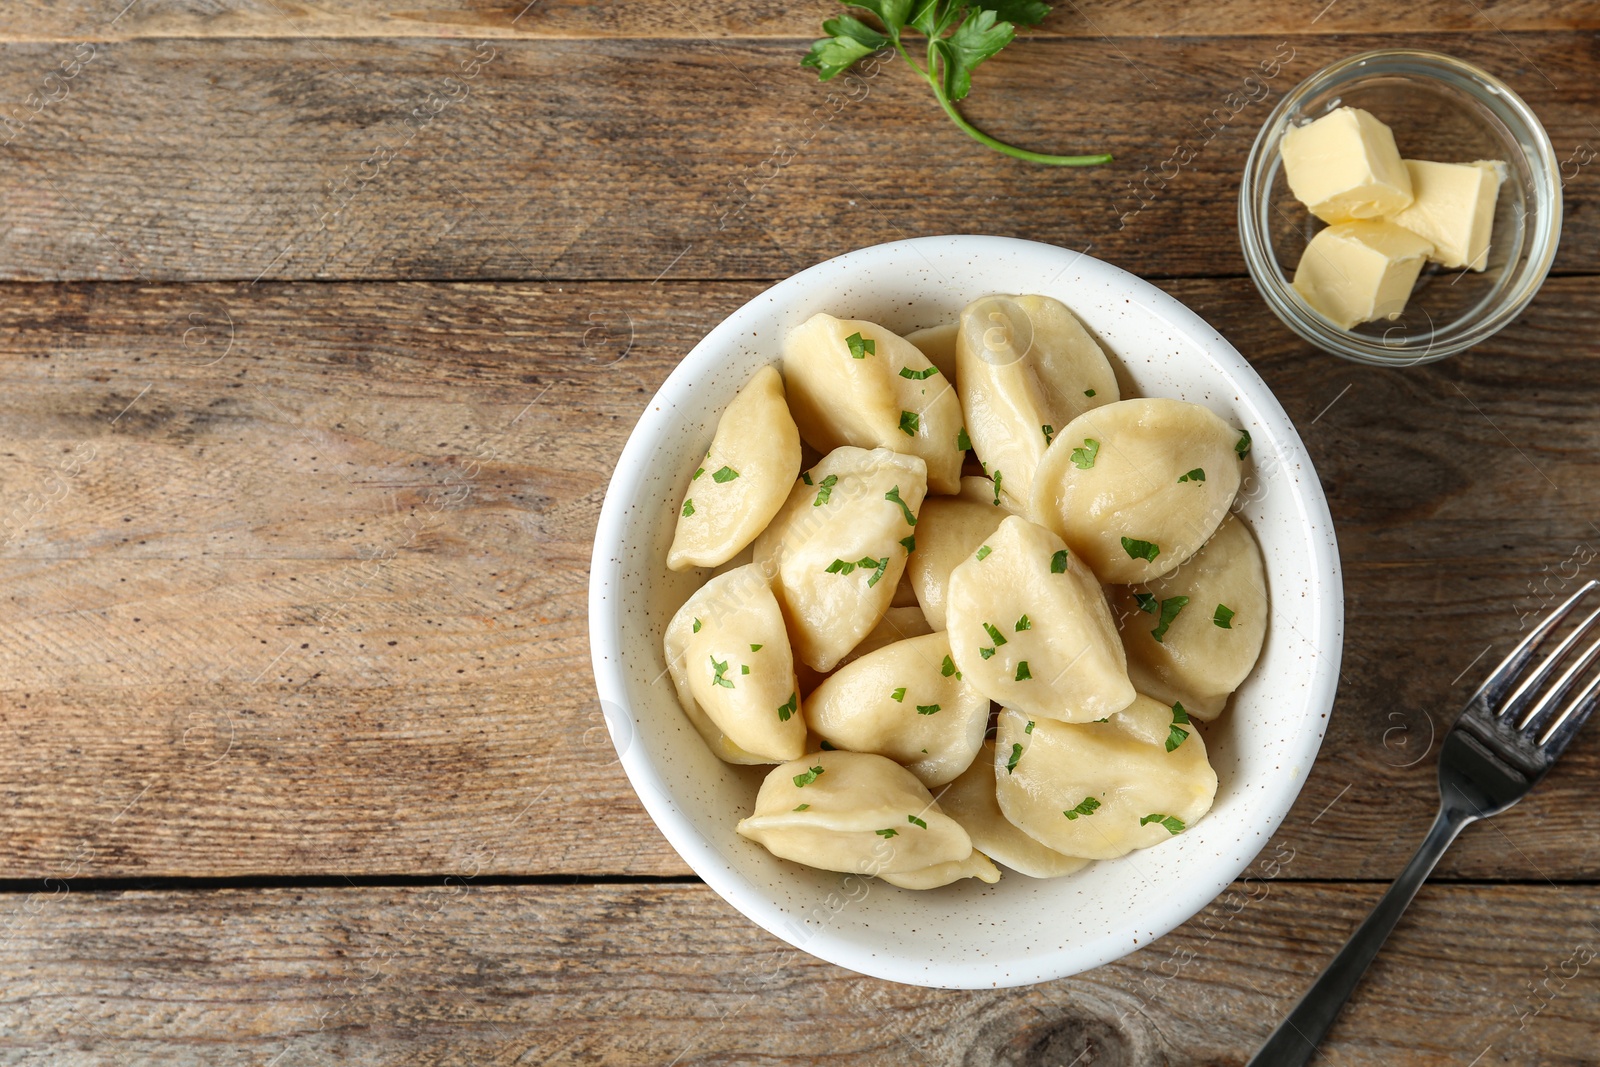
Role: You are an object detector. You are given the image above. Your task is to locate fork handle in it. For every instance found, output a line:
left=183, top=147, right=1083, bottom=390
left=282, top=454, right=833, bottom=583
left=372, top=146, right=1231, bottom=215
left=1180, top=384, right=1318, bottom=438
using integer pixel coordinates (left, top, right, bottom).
left=1246, top=805, right=1473, bottom=1066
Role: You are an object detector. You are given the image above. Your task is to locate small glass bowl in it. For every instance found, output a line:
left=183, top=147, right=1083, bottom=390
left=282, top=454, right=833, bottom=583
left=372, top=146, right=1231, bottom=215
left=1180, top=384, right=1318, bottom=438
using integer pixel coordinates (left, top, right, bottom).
left=1239, top=49, right=1562, bottom=366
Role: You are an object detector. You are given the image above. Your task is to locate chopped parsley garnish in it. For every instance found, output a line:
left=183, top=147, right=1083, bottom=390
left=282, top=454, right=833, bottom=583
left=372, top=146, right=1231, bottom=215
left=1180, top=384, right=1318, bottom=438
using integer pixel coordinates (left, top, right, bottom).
left=885, top=486, right=917, bottom=525
left=792, top=765, right=824, bottom=787
left=1141, top=813, right=1186, bottom=834
left=907, top=814, right=927, bottom=829
left=915, top=703, right=941, bottom=716
left=710, top=655, right=735, bottom=689
left=891, top=686, right=907, bottom=702
left=825, top=555, right=888, bottom=586
left=899, top=410, right=920, bottom=436
left=692, top=618, right=702, bottom=633
left=1165, top=702, right=1191, bottom=752
left=899, top=365, right=939, bottom=380
left=693, top=466, right=705, bottom=480
left=975, top=545, right=992, bottom=561
left=1070, top=438, right=1100, bottom=469
left=957, top=426, right=971, bottom=451
left=875, top=828, right=898, bottom=838
left=978, top=646, right=996, bottom=659
left=1177, top=468, right=1205, bottom=483
left=740, top=664, right=750, bottom=675
left=1041, top=423, right=1055, bottom=446
left=1014, top=614, right=1031, bottom=631
left=750, top=643, right=763, bottom=652
left=1015, top=661, right=1032, bottom=681
left=1236, top=429, right=1252, bottom=459
left=793, top=803, right=809, bottom=811
left=1084, top=388, right=1096, bottom=397
left=1050, top=549, right=1069, bottom=574
left=1121, top=537, right=1160, bottom=562
left=778, top=691, right=797, bottom=722
left=812, top=473, right=838, bottom=507
left=1134, top=592, right=1158, bottom=615
left=1005, top=742, right=1023, bottom=774
left=1213, top=604, right=1235, bottom=629
left=712, top=465, right=740, bottom=483
left=681, top=499, right=695, bottom=517
left=1025, top=720, right=1035, bottom=734
left=846, top=332, right=875, bottom=359
left=1150, top=595, right=1190, bottom=644
left=941, top=655, right=961, bottom=679
left=1063, top=796, right=1101, bottom=820
left=801, top=471, right=813, bottom=486
left=982, top=622, right=1008, bottom=647
left=825, top=558, right=857, bottom=575
left=991, top=469, right=1003, bottom=505
left=900, top=534, right=916, bottom=553
left=865, top=556, right=889, bottom=587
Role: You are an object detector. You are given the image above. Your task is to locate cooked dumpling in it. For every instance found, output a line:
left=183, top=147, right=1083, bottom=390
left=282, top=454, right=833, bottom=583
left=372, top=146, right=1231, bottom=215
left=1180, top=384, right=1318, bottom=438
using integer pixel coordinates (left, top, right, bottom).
left=904, top=322, right=958, bottom=381
left=663, top=564, right=806, bottom=764
left=946, top=516, right=1135, bottom=722
left=906, top=493, right=1010, bottom=630
left=752, top=446, right=927, bottom=673
left=955, top=294, right=1120, bottom=510
left=806, top=631, right=989, bottom=787
left=1112, top=514, right=1268, bottom=720
left=782, top=314, right=964, bottom=494
left=668, top=366, right=802, bottom=571
left=736, top=751, right=982, bottom=886
left=993, top=705, right=1217, bottom=860
left=879, top=849, right=1000, bottom=890
left=938, top=741, right=1091, bottom=878
left=835, top=605, right=934, bottom=670
left=1029, top=398, right=1244, bottom=584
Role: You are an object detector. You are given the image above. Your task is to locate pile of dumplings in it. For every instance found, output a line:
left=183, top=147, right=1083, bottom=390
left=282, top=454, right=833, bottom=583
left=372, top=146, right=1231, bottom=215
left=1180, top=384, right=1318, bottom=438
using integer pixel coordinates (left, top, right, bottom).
left=662, top=294, right=1267, bottom=891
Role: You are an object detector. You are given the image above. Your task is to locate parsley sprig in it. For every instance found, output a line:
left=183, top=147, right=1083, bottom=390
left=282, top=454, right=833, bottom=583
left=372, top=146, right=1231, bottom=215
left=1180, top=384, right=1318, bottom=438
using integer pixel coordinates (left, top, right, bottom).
left=802, top=2, right=1111, bottom=167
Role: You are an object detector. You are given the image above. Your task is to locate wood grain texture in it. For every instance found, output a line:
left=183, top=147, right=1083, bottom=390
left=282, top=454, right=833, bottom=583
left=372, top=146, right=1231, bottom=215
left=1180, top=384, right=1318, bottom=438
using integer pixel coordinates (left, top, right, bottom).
left=2, top=277, right=1598, bottom=880
left=6, top=0, right=1599, bottom=40
left=0, top=882, right=1596, bottom=1065
left=0, top=33, right=1595, bottom=282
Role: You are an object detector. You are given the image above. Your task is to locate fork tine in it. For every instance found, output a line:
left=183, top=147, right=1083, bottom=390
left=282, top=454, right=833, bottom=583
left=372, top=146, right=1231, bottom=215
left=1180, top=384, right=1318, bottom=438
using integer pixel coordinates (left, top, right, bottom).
left=1503, top=601, right=1600, bottom=724
left=1517, top=618, right=1600, bottom=731
left=1472, top=580, right=1599, bottom=710
left=1538, top=654, right=1600, bottom=752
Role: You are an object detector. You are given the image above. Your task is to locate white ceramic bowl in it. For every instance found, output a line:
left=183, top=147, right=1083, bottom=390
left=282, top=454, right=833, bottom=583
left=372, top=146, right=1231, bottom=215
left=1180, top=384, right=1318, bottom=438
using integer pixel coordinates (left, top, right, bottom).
left=589, top=235, right=1343, bottom=988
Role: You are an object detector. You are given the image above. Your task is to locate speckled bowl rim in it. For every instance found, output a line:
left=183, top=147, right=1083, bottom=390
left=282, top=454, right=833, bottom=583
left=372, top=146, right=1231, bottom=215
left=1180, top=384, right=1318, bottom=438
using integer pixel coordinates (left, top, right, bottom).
left=589, top=235, right=1343, bottom=988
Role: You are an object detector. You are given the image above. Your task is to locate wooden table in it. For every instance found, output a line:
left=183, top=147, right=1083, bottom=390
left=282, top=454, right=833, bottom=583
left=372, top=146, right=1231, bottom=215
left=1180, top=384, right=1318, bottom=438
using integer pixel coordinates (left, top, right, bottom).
left=2, top=2, right=1597, bottom=1063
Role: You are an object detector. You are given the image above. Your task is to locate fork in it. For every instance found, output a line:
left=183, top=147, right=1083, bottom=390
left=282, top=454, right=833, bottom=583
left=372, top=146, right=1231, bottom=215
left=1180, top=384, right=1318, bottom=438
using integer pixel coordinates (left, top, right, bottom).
left=1248, top=579, right=1600, bottom=1065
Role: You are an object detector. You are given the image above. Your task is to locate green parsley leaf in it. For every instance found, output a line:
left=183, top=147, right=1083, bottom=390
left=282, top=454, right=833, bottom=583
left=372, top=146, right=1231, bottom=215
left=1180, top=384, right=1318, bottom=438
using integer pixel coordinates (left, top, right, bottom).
left=900, top=534, right=916, bottom=553
left=1063, top=796, right=1101, bottom=820
left=1213, top=603, right=1235, bottom=629
left=851, top=0, right=913, bottom=35
left=957, top=426, right=972, bottom=451
left=801, top=471, right=813, bottom=486
left=778, top=691, right=797, bottom=722
left=845, top=331, right=876, bottom=359
left=875, top=827, right=899, bottom=838
left=681, top=499, right=695, bottom=517
left=885, top=485, right=917, bottom=525
left=710, top=655, right=735, bottom=689
left=825, top=558, right=856, bottom=575
left=1134, top=592, right=1158, bottom=615
left=793, top=803, right=810, bottom=811
left=1166, top=702, right=1190, bottom=752
left=1236, top=429, right=1252, bottom=459
left=1050, top=549, right=1070, bottom=573
left=802, top=20, right=886, bottom=80
left=976, top=544, right=992, bottom=561
left=979, top=646, right=996, bottom=660
left=1177, top=467, right=1205, bottom=483
left=891, top=686, right=907, bottom=702
left=899, top=410, right=920, bottom=436
left=812, top=473, right=838, bottom=507
left=934, top=7, right=1013, bottom=102
left=793, top=765, right=824, bottom=788
left=1070, top=438, right=1100, bottom=469
left=740, top=664, right=750, bottom=675
left=1121, top=536, right=1160, bottom=562
left=1150, top=595, right=1190, bottom=644
left=864, top=555, right=889, bottom=587
left=692, top=618, right=702, bottom=633
left=916, top=703, right=942, bottom=715
left=907, top=813, right=928, bottom=829
left=693, top=466, right=705, bottom=480
left=899, top=365, right=940, bottom=380
left=1092, top=717, right=1109, bottom=723
left=1015, top=660, right=1032, bottom=680
left=1005, top=742, right=1023, bottom=774
left=750, top=643, right=763, bottom=652
left=941, top=654, right=961, bottom=679
left=982, top=622, right=1008, bottom=647
left=991, top=469, right=1003, bottom=505
left=1041, top=423, right=1055, bottom=446
left=1083, top=388, right=1096, bottom=397
left=1025, top=720, right=1035, bottom=734
left=712, top=466, right=740, bottom=483
left=1141, top=813, right=1186, bottom=834
left=1015, top=614, right=1031, bottom=631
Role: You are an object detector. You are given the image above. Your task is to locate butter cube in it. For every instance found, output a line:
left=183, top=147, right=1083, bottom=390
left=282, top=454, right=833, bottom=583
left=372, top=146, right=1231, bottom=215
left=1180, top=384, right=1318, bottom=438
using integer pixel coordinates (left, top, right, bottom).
left=1292, top=221, right=1434, bottom=329
left=1281, top=107, right=1413, bottom=223
left=1387, top=159, right=1505, bottom=271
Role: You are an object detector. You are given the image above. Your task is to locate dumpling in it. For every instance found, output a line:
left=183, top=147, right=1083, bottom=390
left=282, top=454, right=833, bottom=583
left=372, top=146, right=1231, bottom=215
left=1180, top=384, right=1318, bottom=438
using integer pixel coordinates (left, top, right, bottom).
left=993, top=705, right=1217, bottom=860
left=806, top=631, right=989, bottom=787
left=938, top=741, right=1091, bottom=879
left=782, top=314, right=964, bottom=494
left=736, top=751, right=990, bottom=887
left=945, top=515, right=1135, bottom=722
left=955, top=294, right=1120, bottom=510
left=904, top=322, right=958, bottom=381
left=752, top=446, right=927, bottom=673
left=879, top=849, right=1000, bottom=890
left=906, top=493, right=1010, bottom=630
left=1029, top=398, right=1245, bottom=584
left=663, top=564, right=806, bottom=764
left=668, top=366, right=802, bottom=571
left=1112, top=514, right=1268, bottom=720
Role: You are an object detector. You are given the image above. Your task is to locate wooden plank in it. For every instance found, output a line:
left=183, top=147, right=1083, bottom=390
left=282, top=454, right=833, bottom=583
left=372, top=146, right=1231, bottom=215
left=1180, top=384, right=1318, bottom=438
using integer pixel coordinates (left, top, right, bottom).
left=0, top=34, right=1594, bottom=282
left=5, top=0, right=1598, bottom=41
left=0, top=882, right=1595, bottom=1063
left=1, top=277, right=1598, bottom=880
